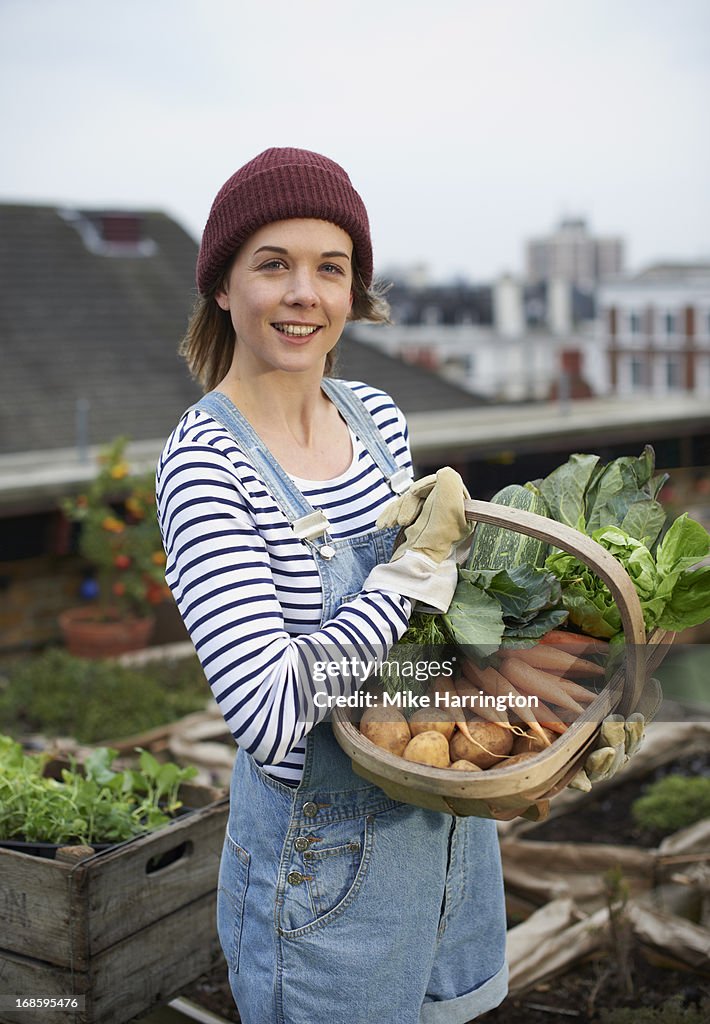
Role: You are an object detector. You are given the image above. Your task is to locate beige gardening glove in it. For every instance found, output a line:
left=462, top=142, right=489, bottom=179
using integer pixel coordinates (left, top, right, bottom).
left=377, top=473, right=439, bottom=529
left=364, top=467, right=472, bottom=612
left=569, top=677, right=662, bottom=792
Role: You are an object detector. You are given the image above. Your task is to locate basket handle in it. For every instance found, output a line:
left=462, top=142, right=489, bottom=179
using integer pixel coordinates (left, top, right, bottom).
left=463, top=499, right=647, bottom=717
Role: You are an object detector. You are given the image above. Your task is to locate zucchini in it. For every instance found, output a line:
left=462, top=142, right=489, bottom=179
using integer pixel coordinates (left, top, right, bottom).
left=466, top=484, right=549, bottom=570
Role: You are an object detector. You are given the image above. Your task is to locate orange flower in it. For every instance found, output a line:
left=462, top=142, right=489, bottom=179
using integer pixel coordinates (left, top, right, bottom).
left=110, top=462, right=130, bottom=479
left=112, top=581, right=126, bottom=596
left=150, top=551, right=166, bottom=565
left=102, top=516, right=125, bottom=533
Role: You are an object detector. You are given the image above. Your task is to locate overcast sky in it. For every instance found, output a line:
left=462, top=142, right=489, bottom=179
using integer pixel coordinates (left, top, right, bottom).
left=2, top=0, right=708, bottom=283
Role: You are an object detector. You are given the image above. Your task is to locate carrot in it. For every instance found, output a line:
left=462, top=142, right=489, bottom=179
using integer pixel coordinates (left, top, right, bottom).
left=462, top=661, right=552, bottom=747
left=552, top=677, right=598, bottom=704
left=500, top=644, right=605, bottom=678
left=539, top=630, right=609, bottom=656
left=529, top=711, right=569, bottom=735
left=497, top=658, right=585, bottom=715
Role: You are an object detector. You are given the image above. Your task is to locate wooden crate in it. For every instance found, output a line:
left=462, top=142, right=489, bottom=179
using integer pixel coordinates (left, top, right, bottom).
left=0, top=782, right=229, bottom=1024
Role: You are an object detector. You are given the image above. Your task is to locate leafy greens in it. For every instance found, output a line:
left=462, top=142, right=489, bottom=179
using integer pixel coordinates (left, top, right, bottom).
left=545, top=515, right=710, bottom=638
left=530, top=445, right=669, bottom=548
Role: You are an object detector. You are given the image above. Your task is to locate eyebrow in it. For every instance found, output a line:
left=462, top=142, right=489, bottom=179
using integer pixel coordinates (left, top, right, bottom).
left=253, top=245, right=351, bottom=261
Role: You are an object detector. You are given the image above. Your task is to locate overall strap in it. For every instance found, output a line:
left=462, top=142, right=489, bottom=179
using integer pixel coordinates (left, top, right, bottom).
left=320, top=378, right=412, bottom=494
left=194, top=381, right=412, bottom=542
left=194, top=392, right=329, bottom=542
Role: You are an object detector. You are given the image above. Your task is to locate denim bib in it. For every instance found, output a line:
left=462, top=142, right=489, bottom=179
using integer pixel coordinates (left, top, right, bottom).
left=198, top=380, right=508, bottom=1024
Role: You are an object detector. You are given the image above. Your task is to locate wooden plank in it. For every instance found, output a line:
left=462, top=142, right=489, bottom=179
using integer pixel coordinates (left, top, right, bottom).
left=0, top=891, right=224, bottom=1024
left=89, top=891, right=224, bottom=1024
left=0, top=950, right=90, bottom=1024
left=0, top=848, right=83, bottom=968
left=85, top=799, right=228, bottom=956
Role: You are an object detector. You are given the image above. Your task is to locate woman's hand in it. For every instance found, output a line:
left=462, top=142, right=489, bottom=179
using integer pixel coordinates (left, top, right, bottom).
left=364, top=467, right=472, bottom=612
left=388, top=467, right=472, bottom=564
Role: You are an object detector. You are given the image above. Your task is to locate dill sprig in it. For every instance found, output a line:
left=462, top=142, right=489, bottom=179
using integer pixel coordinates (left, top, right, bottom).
left=398, top=611, right=450, bottom=646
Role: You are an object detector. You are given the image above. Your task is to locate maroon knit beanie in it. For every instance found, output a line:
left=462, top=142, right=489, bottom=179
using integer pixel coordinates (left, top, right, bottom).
left=196, top=147, right=373, bottom=296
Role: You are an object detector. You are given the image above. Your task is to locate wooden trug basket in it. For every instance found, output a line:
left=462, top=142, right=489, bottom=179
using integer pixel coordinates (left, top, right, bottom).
left=332, top=499, right=673, bottom=822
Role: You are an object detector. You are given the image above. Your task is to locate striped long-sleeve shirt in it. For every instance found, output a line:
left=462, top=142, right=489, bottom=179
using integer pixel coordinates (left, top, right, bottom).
left=155, top=380, right=413, bottom=785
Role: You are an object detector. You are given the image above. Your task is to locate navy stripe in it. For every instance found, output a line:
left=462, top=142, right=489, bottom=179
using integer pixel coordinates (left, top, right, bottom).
left=155, top=380, right=413, bottom=782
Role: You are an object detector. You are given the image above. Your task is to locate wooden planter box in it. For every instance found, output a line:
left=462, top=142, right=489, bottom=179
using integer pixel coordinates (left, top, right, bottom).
left=0, top=781, right=229, bottom=1024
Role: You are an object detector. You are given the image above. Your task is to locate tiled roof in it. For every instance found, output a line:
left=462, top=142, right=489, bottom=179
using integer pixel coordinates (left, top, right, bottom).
left=0, top=204, right=202, bottom=454
left=0, top=204, right=482, bottom=455
left=335, top=330, right=485, bottom=413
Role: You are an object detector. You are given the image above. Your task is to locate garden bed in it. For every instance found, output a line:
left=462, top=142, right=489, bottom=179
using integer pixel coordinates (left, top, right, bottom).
left=174, top=946, right=710, bottom=1024
left=478, top=950, right=710, bottom=1023
left=528, top=748, right=710, bottom=848
left=0, top=646, right=209, bottom=746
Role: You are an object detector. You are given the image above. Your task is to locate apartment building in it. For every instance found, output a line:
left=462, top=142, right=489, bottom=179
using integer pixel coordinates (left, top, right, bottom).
left=598, top=265, right=710, bottom=396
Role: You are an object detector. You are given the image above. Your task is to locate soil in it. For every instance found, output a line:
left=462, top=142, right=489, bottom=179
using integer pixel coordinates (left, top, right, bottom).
left=478, top=950, right=710, bottom=1023
left=178, top=953, right=710, bottom=1023
left=528, top=751, right=710, bottom=847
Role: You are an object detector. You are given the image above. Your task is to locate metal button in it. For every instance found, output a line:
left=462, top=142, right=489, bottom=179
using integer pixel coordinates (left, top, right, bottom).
left=302, top=801, right=319, bottom=818
left=294, top=836, right=311, bottom=852
left=287, top=870, right=306, bottom=885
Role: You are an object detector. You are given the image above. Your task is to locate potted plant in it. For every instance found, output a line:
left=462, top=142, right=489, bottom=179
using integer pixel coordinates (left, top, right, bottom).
left=0, top=734, right=198, bottom=856
left=58, top=436, right=171, bottom=657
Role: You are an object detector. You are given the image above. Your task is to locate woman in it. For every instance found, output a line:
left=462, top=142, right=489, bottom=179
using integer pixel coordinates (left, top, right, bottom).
left=156, top=147, right=507, bottom=1024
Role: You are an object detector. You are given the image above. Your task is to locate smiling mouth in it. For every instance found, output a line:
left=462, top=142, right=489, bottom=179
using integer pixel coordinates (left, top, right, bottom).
left=272, top=323, right=321, bottom=337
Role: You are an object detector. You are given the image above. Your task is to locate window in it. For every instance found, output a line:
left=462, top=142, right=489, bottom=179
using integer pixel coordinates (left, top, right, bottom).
left=665, top=356, right=682, bottom=390
left=629, top=311, right=642, bottom=334
left=630, top=356, right=645, bottom=390
left=664, top=312, right=676, bottom=337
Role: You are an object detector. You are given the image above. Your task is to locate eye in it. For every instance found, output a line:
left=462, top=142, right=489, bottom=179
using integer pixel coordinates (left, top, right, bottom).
left=259, top=258, right=287, bottom=270
left=321, top=262, right=346, bottom=275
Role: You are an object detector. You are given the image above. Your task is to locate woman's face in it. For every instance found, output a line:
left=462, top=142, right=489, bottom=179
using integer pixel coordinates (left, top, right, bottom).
left=215, top=218, right=354, bottom=378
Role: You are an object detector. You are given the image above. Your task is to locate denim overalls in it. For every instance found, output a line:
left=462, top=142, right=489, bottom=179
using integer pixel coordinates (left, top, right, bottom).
left=195, top=380, right=508, bottom=1024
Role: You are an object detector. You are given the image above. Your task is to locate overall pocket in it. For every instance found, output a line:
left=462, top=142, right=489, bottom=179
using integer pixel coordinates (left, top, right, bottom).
left=279, top=813, right=375, bottom=936
left=217, top=832, right=250, bottom=973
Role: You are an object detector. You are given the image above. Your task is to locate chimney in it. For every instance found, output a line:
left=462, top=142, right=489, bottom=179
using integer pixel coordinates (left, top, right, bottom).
left=99, top=213, right=143, bottom=245
left=493, top=274, right=524, bottom=338
left=548, top=278, right=572, bottom=335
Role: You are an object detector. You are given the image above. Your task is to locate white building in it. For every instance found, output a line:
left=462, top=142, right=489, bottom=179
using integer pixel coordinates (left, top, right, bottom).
left=350, top=277, right=596, bottom=402
left=597, top=264, right=710, bottom=397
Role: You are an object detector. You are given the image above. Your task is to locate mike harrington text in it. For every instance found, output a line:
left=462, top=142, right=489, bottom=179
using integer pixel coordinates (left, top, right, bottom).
left=313, top=689, right=540, bottom=711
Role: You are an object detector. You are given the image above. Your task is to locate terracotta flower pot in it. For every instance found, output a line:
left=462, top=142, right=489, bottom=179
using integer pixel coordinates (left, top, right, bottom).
left=58, top=606, right=155, bottom=659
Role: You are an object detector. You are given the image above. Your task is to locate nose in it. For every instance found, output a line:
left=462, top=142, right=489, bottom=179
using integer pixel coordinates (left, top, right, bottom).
left=284, top=268, right=320, bottom=307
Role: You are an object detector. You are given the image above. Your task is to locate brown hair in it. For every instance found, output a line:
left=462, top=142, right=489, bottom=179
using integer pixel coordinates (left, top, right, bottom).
left=179, top=255, right=391, bottom=392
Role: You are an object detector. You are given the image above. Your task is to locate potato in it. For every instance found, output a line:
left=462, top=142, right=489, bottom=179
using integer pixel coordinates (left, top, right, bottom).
left=359, top=707, right=411, bottom=757
left=491, top=751, right=537, bottom=769
left=403, top=731, right=450, bottom=768
left=409, top=707, right=456, bottom=741
left=512, top=727, right=557, bottom=756
left=449, top=759, right=482, bottom=772
left=449, top=721, right=513, bottom=769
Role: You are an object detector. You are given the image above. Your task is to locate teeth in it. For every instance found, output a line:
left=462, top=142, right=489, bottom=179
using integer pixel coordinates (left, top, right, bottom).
left=274, top=323, right=319, bottom=337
